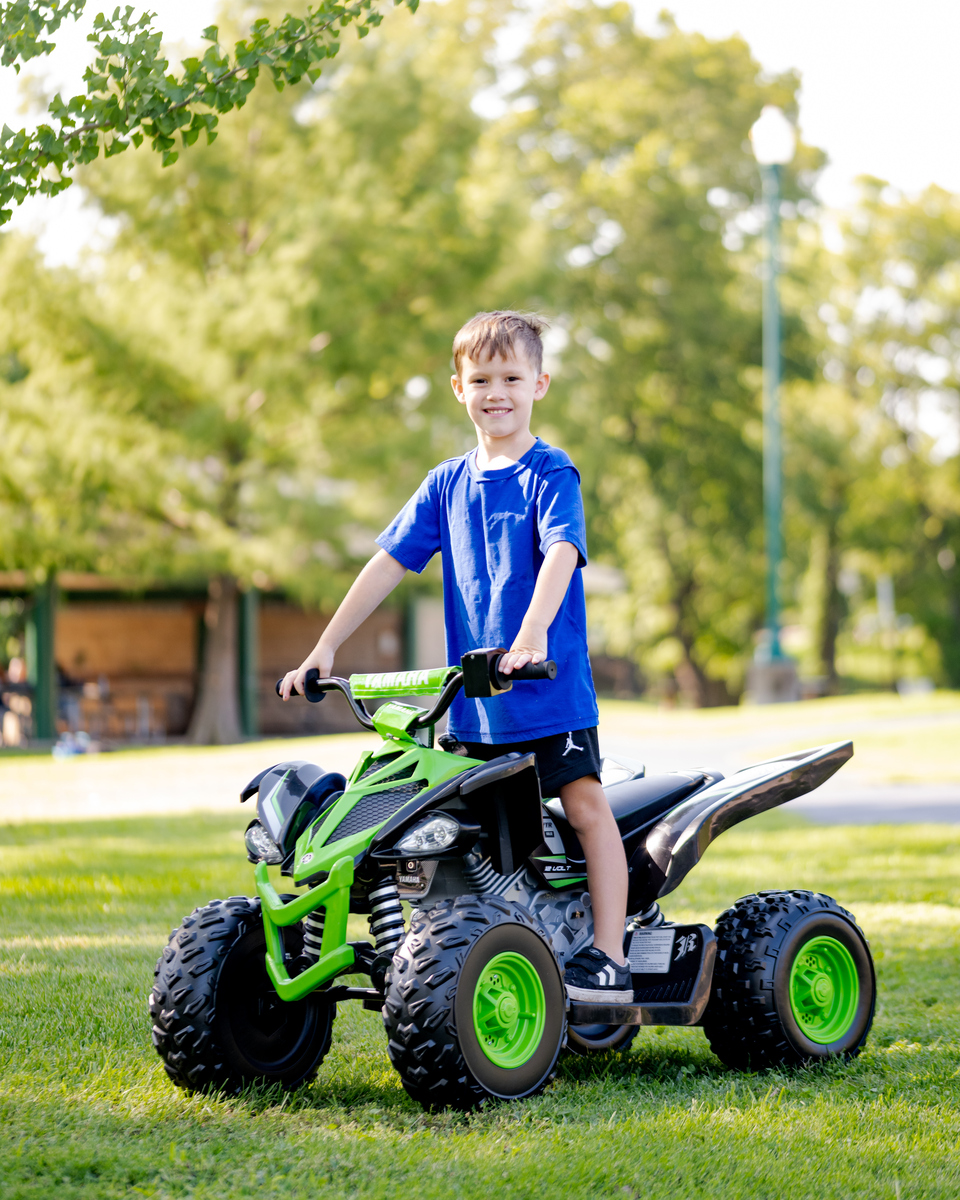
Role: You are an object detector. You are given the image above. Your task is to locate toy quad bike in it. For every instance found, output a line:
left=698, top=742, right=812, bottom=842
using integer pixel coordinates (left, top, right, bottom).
left=151, top=649, right=876, bottom=1109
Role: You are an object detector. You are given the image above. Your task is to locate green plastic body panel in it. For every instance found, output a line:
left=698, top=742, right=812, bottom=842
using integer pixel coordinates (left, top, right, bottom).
left=292, top=741, right=482, bottom=881
left=256, top=857, right=355, bottom=1001
left=350, top=666, right=460, bottom=698
left=370, top=701, right=427, bottom=740
left=260, top=735, right=483, bottom=1002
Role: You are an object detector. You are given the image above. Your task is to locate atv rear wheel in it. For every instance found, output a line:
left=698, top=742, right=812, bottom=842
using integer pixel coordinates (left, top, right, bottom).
left=703, top=890, right=875, bottom=1071
left=151, top=896, right=334, bottom=1093
left=384, top=896, right=566, bottom=1110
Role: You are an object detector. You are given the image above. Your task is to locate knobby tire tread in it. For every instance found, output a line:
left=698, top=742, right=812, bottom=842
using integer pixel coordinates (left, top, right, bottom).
left=383, top=895, right=565, bottom=1110
left=702, top=889, right=874, bottom=1071
left=150, top=895, right=332, bottom=1094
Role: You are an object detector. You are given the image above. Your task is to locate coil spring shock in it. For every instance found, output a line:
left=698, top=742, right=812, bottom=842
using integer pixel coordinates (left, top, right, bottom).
left=626, top=901, right=664, bottom=931
left=368, top=878, right=405, bottom=956
left=302, top=909, right=325, bottom=962
left=462, top=850, right=499, bottom=895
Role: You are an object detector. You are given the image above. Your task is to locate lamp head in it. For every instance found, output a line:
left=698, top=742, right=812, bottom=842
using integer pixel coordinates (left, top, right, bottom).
left=750, top=106, right=796, bottom=166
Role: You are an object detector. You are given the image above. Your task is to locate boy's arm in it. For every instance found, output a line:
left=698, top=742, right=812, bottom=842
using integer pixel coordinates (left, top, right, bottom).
left=280, top=549, right=408, bottom=699
left=499, top=541, right=580, bottom=675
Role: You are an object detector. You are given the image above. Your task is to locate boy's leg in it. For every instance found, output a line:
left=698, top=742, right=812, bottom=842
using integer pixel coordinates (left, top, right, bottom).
left=558, top=774, right=628, bottom=964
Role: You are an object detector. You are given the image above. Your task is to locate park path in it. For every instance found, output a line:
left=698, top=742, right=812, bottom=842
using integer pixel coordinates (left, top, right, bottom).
left=0, top=693, right=958, bottom=825
left=600, top=696, right=960, bottom=823
left=0, top=734, right=376, bottom=825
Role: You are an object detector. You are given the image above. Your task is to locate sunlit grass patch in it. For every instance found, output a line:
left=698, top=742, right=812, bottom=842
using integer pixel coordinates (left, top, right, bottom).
left=1, top=812, right=959, bottom=1198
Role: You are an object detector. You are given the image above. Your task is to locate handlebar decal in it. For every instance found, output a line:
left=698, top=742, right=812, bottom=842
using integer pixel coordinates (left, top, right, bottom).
left=350, top=666, right=460, bottom=699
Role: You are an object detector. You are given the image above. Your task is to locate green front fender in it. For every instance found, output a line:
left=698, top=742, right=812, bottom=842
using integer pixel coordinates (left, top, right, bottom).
left=255, top=856, right=355, bottom=1002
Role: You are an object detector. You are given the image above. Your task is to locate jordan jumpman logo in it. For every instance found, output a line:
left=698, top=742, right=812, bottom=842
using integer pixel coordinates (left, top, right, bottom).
left=562, top=732, right=583, bottom=756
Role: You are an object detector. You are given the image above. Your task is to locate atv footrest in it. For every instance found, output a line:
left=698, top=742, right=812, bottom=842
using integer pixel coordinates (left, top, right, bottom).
left=568, top=997, right=704, bottom=1027
left=568, top=923, right=716, bottom=1027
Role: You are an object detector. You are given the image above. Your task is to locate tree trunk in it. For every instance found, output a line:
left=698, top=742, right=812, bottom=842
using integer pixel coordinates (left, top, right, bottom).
left=188, top=574, right=242, bottom=745
left=818, top=522, right=843, bottom=693
left=674, top=656, right=707, bottom=707
left=944, top=567, right=960, bottom=688
left=671, top=577, right=711, bottom=707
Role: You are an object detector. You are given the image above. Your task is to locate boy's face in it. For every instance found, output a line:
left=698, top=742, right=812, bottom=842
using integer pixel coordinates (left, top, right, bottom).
left=450, top=347, right=550, bottom=444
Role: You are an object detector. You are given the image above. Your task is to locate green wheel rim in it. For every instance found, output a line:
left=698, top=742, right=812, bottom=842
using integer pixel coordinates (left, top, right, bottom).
left=472, top=951, right=547, bottom=1069
left=788, top=935, right=860, bottom=1044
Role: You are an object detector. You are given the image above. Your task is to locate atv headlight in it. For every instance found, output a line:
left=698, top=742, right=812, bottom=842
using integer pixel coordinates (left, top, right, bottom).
left=395, top=813, right=460, bottom=855
left=245, top=820, right=283, bottom=865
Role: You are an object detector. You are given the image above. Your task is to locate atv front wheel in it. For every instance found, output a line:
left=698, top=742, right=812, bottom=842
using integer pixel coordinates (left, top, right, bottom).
left=384, top=896, right=566, bottom=1110
left=151, top=896, right=334, bottom=1093
left=702, top=890, right=875, bottom=1071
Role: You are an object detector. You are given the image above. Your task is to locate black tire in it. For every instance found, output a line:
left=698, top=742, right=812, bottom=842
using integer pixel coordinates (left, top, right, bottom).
left=703, top=890, right=876, bottom=1071
left=150, top=895, right=335, bottom=1093
left=383, top=896, right=567, bottom=1110
left=566, top=1022, right=639, bottom=1055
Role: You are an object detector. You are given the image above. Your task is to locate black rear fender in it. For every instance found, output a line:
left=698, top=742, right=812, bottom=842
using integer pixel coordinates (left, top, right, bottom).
left=628, top=741, right=853, bottom=908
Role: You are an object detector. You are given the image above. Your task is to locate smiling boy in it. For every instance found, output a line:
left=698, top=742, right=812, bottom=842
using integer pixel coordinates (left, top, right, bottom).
left=282, top=310, right=631, bottom=1001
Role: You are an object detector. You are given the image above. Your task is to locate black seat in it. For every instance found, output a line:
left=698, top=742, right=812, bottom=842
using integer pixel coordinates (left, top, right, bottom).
left=544, top=772, right=712, bottom=857
left=603, top=772, right=707, bottom=833
left=547, top=774, right=707, bottom=834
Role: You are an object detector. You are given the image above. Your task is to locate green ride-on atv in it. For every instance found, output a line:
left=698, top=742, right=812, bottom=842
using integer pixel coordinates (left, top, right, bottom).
left=150, top=649, right=876, bottom=1109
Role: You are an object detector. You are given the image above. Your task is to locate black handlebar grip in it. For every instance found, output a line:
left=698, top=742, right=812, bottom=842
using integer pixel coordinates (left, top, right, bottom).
left=302, top=668, right=325, bottom=702
left=274, top=667, right=326, bottom=703
left=509, top=660, right=557, bottom=682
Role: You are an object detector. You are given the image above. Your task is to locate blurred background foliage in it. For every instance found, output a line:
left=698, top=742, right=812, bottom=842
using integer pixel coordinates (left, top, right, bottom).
left=1, top=0, right=959, bottom=704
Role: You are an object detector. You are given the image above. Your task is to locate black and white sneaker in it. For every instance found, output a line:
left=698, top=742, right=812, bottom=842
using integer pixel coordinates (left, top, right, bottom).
left=563, top=946, right=633, bottom=1004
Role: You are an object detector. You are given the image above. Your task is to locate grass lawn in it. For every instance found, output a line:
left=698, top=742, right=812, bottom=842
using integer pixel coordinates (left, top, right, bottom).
left=1, top=808, right=959, bottom=1199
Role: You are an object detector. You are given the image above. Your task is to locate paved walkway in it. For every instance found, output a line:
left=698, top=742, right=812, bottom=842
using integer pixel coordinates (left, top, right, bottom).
left=0, top=735, right=376, bottom=825
left=1, top=694, right=958, bottom=825
left=599, top=697, right=960, bottom=824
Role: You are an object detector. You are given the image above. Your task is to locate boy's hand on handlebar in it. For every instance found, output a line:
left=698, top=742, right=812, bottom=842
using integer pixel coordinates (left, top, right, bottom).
left=280, top=645, right=334, bottom=700
left=500, top=625, right=547, bottom=675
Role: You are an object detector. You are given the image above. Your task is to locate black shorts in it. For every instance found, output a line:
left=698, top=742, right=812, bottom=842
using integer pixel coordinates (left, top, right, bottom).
left=458, top=727, right=602, bottom=797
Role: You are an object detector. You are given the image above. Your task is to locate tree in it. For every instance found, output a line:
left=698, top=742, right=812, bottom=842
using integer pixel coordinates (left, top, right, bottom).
left=813, top=181, right=960, bottom=684
left=1, top=0, right=526, bottom=740
left=0, top=233, right=187, bottom=579
left=1, top=0, right=420, bottom=223
left=498, top=4, right=821, bottom=702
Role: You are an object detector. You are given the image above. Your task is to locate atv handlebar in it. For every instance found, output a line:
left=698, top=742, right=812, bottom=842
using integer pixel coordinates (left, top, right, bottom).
left=276, top=652, right=556, bottom=733
left=493, top=659, right=557, bottom=688
left=275, top=669, right=379, bottom=731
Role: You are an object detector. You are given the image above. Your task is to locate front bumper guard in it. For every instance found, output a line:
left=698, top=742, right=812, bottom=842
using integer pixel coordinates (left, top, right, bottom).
left=255, top=856, right=356, bottom=1002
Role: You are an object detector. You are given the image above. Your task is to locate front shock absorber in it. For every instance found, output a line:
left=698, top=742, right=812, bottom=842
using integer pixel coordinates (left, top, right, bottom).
left=368, top=877, right=405, bottom=956
left=302, top=909, right=325, bottom=961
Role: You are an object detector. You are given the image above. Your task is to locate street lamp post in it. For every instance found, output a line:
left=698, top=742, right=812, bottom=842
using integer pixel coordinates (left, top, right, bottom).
left=748, top=106, right=800, bottom=703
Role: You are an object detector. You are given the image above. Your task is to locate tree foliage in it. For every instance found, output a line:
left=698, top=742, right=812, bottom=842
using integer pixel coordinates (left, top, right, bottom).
left=0, top=0, right=418, bottom=224
left=803, top=182, right=960, bottom=684
left=494, top=5, right=820, bottom=701
left=56, top=0, right=519, bottom=608
left=2, top=0, right=959, bottom=712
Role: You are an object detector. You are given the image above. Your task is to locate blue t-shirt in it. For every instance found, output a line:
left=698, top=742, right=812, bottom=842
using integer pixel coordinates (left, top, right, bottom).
left=376, top=438, right=598, bottom=742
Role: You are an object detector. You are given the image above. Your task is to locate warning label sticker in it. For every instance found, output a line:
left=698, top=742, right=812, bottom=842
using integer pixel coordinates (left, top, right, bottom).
left=628, top=928, right=676, bottom=974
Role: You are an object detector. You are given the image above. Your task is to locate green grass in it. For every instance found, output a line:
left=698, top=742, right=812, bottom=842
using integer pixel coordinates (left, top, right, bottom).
left=2, top=809, right=959, bottom=1199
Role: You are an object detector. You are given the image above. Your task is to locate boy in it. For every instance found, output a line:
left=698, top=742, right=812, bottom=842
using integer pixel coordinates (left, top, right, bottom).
left=281, top=310, right=631, bottom=1001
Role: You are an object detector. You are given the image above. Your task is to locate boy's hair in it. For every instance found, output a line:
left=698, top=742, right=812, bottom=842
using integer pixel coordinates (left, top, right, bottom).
left=453, top=310, right=548, bottom=377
